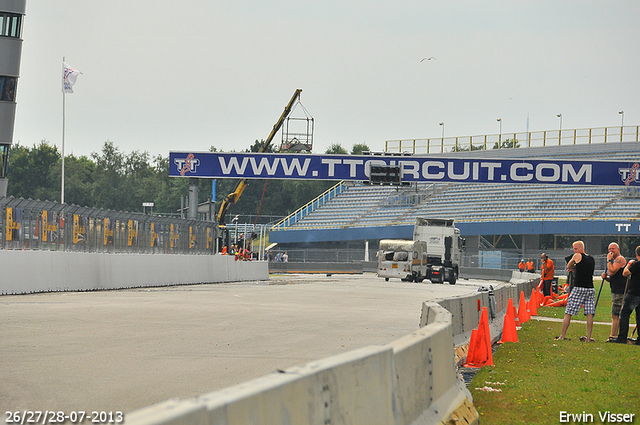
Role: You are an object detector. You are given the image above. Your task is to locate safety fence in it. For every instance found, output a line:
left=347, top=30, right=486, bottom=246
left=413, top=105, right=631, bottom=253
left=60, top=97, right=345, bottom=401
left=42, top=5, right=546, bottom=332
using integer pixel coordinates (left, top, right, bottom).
left=385, top=125, right=640, bottom=154
left=0, top=196, right=219, bottom=254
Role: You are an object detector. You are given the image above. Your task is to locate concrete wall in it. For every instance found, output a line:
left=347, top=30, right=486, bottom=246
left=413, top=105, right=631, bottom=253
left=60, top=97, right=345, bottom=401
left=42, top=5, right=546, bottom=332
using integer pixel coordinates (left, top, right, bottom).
left=123, top=271, right=538, bottom=425
left=269, top=261, right=363, bottom=274
left=125, top=302, right=478, bottom=425
left=0, top=251, right=268, bottom=294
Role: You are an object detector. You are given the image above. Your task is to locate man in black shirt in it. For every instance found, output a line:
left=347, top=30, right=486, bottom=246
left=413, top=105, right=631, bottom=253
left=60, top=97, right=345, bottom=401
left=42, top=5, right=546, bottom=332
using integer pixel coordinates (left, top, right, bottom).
left=611, top=245, right=640, bottom=345
left=556, top=241, right=596, bottom=342
left=601, top=242, right=627, bottom=341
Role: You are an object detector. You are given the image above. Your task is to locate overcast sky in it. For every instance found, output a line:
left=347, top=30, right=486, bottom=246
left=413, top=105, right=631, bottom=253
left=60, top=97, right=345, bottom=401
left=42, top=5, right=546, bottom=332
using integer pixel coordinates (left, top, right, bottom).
left=12, top=1, right=640, bottom=159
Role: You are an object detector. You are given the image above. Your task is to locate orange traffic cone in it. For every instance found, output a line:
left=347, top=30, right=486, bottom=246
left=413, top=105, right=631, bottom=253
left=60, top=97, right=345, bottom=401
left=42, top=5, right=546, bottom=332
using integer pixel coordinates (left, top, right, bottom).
left=518, top=291, right=530, bottom=324
left=465, top=329, right=478, bottom=366
left=464, top=307, right=494, bottom=367
left=548, top=298, right=567, bottom=307
left=507, top=298, right=517, bottom=326
left=498, top=309, right=518, bottom=344
left=537, top=286, right=544, bottom=307
left=529, top=288, right=538, bottom=316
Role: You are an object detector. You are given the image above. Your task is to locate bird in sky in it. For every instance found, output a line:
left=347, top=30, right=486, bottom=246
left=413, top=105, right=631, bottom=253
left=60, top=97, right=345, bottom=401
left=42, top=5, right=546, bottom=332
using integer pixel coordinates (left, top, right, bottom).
left=421, top=57, right=436, bottom=62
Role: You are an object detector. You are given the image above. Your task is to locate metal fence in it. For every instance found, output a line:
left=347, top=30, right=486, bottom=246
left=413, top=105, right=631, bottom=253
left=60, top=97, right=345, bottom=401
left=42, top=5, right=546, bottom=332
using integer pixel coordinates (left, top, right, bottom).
left=385, top=125, right=640, bottom=154
left=265, top=247, right=613, bottom=277
left=1, top=196, right=220, bottom=254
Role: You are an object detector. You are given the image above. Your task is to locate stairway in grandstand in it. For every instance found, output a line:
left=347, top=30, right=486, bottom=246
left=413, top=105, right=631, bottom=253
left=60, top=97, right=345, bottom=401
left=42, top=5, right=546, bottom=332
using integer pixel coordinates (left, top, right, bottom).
left=276, top=142, right=640, bottom=230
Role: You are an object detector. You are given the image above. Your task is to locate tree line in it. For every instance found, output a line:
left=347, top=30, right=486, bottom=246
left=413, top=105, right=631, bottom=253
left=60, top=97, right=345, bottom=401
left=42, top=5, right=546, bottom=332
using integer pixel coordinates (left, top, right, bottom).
left=6, top=140, right=370, bottom=224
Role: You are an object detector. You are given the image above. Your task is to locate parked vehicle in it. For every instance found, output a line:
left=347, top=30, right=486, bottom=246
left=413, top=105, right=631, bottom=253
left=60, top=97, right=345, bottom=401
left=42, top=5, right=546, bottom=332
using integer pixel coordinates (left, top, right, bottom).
left=377, top=217, right=464, bottom=284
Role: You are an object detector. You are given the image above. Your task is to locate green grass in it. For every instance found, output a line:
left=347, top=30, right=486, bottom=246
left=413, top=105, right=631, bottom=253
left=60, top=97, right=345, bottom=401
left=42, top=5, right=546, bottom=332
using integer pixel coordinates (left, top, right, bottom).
left=469, top=279, right=639, bottom=424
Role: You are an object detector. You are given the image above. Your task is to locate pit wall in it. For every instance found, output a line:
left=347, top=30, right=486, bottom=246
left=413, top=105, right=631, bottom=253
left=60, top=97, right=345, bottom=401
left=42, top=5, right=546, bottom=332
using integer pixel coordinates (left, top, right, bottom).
left=125, top=272, right=537, bottom=425
left=0, top=251, right=268, bottom=295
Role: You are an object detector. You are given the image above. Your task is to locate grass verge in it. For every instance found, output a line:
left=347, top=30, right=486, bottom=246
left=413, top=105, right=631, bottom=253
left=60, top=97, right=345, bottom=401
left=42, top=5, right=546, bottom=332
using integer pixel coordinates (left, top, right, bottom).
left=469, top=281, right=639, bottom=424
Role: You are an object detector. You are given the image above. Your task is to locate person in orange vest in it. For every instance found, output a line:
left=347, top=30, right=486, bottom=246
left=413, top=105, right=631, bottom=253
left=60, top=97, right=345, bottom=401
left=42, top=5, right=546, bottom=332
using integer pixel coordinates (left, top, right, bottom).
left=526, top=258, right=536, bottom=273
left=221, top=246, right=228, bottom=255
left=518, top=259, right=526, bottom=272
left=540, top=253, right=555, bottom=296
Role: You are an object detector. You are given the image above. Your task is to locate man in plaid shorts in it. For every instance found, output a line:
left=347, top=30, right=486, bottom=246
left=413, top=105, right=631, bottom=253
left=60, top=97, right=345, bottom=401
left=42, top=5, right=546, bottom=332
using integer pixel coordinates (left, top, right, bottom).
left=556, top=241, right=596, bottom=342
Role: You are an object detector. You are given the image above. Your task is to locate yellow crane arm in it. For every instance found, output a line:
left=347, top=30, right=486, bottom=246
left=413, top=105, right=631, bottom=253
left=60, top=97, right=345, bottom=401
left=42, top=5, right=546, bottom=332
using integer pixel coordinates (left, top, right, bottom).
left=217, top=89, right=302, bottom=225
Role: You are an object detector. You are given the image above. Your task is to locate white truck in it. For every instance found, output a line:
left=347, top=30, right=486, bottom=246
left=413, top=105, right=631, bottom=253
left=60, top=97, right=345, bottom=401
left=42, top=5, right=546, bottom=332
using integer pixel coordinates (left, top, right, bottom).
left=377, top=218, right=464, bottom=284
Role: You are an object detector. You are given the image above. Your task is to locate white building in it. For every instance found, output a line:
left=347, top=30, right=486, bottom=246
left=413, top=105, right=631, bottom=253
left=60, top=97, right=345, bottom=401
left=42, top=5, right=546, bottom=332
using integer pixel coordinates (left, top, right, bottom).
left=0, top=0, right=25, bottom=197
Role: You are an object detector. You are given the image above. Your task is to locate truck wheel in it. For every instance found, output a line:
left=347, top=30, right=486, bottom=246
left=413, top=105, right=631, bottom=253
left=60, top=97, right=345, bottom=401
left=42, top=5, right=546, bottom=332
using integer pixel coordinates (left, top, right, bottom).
left=448, top=268, right=458, bottom=285
left=385, top=278, right=389, bottom=282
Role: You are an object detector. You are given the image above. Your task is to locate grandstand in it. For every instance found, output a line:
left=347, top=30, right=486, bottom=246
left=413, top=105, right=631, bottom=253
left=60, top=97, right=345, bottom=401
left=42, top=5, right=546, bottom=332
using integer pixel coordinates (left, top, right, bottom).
left=269, top=141, right=640, bottom=268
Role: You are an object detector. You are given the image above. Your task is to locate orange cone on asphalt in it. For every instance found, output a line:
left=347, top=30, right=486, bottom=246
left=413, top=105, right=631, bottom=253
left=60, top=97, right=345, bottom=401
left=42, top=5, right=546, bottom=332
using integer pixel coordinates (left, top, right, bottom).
left=464, top=307, right=494, bottom=367
left=529, top=288, right=538, bottom=316
left=518, top=291, right=530, bottom=324
left=498, top=309, right=518, bottom=344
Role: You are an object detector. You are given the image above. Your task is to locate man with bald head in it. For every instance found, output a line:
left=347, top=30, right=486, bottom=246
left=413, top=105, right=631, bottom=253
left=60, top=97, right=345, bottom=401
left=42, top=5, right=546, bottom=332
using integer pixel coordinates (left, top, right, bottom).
left=602, top=242, right=626, bottom=342
left=557, top=240, right=596, bottom=342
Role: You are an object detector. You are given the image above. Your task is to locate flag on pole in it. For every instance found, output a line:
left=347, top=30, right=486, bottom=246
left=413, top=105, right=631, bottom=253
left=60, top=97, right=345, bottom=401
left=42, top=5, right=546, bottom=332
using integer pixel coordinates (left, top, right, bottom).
left=62, top=61, right=82, bottom=93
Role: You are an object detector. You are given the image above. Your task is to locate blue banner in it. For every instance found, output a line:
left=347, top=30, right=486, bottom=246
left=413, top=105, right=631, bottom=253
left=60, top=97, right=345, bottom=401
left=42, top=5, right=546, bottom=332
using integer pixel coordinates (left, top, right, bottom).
left=169, top=152, right=640, bottom=187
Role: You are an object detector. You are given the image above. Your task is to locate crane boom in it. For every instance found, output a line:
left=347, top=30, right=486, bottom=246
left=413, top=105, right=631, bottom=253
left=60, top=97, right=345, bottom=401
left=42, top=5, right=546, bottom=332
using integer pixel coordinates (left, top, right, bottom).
left=217, top=89, right=302, bottom=225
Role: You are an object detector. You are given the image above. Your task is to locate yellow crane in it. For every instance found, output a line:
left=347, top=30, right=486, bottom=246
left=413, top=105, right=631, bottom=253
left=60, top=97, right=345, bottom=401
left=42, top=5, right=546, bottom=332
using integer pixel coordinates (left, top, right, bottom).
left=216, top=89, right=302, bottom=227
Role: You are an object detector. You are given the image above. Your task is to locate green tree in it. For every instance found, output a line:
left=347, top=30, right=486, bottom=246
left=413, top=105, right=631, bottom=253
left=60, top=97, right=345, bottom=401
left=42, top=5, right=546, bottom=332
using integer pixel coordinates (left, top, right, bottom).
left=492, top=138, right=520, bottom=150
left=91, top=141, right=126, bottom=210
left=7, top=140, right=61, bottom=201
left=351, top=143, right=370, bottom=155
left=50, top=154, right=96, bottom=206
left=325, top=143, right=348, bottom=154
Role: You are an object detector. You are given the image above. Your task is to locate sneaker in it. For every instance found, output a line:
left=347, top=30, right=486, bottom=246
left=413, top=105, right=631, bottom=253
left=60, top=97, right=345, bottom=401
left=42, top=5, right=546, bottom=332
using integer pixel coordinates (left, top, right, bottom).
left=609, top=338, right=627, bottom=344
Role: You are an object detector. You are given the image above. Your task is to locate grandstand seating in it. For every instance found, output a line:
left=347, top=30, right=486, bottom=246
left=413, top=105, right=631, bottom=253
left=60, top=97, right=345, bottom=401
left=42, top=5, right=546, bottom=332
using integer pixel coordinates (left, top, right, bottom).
left=280, top=142, right=640, bottom=230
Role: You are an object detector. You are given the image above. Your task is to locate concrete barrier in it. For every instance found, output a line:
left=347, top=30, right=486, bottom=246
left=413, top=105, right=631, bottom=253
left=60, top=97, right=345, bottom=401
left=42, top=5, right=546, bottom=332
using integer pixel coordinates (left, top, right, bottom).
left=123, top=273, right=541, bottom=425
left=0, top=251, right=268, bottom=295
left=269, top=261, right=363, bottom=274
left=390, top=303, right=472, bottom=425
left=125, top=302, right=479, bottom=425
left=126, top=346, right=397, bottom=425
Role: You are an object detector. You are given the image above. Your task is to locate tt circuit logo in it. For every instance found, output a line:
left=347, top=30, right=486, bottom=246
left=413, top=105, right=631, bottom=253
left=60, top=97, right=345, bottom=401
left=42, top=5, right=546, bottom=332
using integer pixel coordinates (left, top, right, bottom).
left=619, top=163, right=640, bottom=186
left=174, top=154, right=200, bottom=176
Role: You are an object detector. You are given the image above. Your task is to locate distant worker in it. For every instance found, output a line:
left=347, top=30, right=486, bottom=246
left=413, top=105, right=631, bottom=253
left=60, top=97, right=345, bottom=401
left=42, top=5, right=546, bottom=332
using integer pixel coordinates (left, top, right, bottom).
left=526, top=258, right=536, bottom=273
left=519, top=259, right=526, bottom=272
left=556, top=241, right=596, bottom=342
left=611, top=245, right=640, bottom=345
left=602, top=242, right=627, bottom=342
left=540, top=253, right=555, bottom=297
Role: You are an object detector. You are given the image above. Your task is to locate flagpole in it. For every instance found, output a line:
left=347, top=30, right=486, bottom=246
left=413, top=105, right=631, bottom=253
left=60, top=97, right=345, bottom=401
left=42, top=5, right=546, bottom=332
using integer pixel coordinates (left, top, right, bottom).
left=62, top=90, right=66, bottom=205
left=61, top=57, right=66, bottom=205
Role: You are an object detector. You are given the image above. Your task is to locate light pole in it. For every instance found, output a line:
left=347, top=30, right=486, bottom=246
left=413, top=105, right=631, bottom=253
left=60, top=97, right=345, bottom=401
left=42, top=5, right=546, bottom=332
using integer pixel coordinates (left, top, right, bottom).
left=619, top=111, right=624, bottom=142
left=497, top=118, right=502, bottom=143
left=557, top=114, right=562, bottom=145
left=439, top=122, right=444, bottom=139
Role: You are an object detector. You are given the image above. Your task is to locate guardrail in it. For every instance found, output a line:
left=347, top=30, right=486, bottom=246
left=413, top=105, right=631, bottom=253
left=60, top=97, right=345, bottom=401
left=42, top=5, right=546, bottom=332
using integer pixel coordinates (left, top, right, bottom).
left=1, top=196, right=218, bottom=254
left=386, top=125, right=640, bottom=154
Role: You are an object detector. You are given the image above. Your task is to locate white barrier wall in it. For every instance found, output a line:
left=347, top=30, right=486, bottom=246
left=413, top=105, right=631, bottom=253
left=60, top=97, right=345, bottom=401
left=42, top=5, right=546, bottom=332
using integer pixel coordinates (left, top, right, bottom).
left=125, top=303, right=478, bottom=425
left=0, top=251, right=268, bottom=294
left=124, top=278, right=541, bottom=425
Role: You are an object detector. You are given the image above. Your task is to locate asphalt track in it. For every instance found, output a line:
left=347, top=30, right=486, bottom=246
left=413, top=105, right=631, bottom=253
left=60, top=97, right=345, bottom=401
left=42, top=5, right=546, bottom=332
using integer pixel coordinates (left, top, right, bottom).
left=0, top=273, right=503, bottom=417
